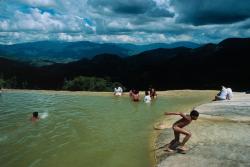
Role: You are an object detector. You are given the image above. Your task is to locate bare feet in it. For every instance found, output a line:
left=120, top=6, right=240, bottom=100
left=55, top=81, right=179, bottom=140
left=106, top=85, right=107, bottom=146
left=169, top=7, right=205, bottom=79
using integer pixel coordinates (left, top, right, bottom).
left=164, top=147, right=174, bottom=152
left=177, top=145, right=188, bottom=151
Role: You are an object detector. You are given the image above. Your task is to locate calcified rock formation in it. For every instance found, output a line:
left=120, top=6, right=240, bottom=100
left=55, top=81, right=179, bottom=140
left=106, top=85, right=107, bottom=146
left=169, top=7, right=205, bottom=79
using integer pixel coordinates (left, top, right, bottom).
left=155, top=92, right=250, bottom=167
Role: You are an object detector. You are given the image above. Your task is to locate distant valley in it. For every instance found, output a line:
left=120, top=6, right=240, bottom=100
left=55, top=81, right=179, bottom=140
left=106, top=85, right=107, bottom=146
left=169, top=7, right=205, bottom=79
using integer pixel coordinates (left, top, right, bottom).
left=0, top=38, right=249, bottom=91
left=0, top=41, right=200, bottom=65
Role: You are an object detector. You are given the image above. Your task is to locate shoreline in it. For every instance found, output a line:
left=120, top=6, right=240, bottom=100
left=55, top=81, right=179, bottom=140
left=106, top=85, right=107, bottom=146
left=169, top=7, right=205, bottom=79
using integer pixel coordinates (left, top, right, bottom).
left=2, top=88, right=219, bottom=96
left=152, top=91, right=216, bottom=166
left=148, top=90, right=217, bottom=167
left=155, top=92, right=250, bottom=167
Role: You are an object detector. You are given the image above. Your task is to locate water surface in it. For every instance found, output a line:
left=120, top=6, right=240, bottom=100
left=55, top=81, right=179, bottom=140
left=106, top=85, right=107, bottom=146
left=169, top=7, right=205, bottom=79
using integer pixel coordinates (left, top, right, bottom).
left=0, top=90, right=213, bottom=167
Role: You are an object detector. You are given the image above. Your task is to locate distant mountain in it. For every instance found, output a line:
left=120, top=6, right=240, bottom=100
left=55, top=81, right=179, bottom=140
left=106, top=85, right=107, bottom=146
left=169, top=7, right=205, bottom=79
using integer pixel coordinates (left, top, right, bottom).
left=117, top=41, right=200, bottom=55
left=0, top=40, right=200, bottom=65
left=0, top=38, right=249, bottom=90
left=0, top=41, right=129, bottom=64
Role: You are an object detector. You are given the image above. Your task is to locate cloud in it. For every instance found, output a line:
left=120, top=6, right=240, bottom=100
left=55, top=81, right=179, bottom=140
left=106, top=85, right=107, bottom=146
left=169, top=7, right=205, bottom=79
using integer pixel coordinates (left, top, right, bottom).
left=0, top=7, right=96, bottom=33
left=172, top=0, right=250, bottom=25
left=146, top=7, right=174, bottom=18
left=0, top=0, right=249, bottom=44
left=21, top=0, right=56, bottom=7
left=58, top=33, right=85, bottom=41
left=86, top=0, right=174, bottom=20
left=87, top=0, right=154, bottom=14
left=0, top=32, right=51, bottom=44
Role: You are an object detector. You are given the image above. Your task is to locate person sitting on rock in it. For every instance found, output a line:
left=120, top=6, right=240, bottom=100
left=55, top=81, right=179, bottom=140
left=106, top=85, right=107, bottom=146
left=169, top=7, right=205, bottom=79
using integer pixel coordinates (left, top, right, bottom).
left=214, top=86, right=233, bottom=101
left=214, top=86, right=228, bottom=101
left=226, top=88, right=233, bottom=100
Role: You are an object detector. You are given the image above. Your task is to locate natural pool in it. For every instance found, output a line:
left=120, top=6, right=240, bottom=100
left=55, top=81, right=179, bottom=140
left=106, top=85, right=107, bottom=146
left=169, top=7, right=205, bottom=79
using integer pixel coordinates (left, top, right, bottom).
left=0, top=90, right=214, bottom=167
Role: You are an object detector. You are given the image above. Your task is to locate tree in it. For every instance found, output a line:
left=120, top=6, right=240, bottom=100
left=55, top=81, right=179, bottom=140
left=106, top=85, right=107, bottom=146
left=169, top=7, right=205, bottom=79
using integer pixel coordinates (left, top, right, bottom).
left=63, top=76, right=123, bottom=91
left=0, top=78, right=5, bottom=88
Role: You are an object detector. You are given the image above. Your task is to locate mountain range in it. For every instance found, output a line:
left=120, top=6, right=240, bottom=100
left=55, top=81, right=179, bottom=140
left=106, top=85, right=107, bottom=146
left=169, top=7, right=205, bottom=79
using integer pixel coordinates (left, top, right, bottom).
left=0, top=41, right=200, bottom=65
left=0, top=38, right=249, bottom=91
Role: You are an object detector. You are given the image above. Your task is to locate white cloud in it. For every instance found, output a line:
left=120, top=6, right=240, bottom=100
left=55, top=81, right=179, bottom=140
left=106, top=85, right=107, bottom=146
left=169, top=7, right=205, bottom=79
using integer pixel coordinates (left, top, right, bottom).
left=91, top=34, right=139, bottom=43
left=176, top=34, right=192, bottom=41
left=14, top=8, right=64, bottom=31
left=0, top=32, right=50, bottom=44
left=0, top=8, right=94, bottom=33
left=0, top=0, right=249, bottom=44
left=58, top=33, right=85, bottom=41
left=0, top=20, right=9, bottom=31
left=21, top=0, right=56, bottom=7
left=116, top=35, right=138, bottom=43
left=107, top=20, right=133, bottom=30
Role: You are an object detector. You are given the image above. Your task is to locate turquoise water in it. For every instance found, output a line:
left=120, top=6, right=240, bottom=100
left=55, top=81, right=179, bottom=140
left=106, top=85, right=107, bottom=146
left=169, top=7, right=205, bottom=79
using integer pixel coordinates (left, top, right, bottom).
left=0, top=90, right=212, bottom=167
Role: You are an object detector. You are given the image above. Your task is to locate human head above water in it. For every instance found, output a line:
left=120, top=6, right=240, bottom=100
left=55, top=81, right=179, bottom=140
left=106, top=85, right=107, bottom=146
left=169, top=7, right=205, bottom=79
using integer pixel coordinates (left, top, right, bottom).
left=33, top=112, right=38, bottom=118
left=190, top=110, right=199, bottom=120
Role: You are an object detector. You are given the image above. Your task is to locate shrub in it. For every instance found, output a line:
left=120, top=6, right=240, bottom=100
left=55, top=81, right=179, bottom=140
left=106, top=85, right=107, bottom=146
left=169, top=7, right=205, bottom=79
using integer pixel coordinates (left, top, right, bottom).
left=63, top=76, right=123, bottom=91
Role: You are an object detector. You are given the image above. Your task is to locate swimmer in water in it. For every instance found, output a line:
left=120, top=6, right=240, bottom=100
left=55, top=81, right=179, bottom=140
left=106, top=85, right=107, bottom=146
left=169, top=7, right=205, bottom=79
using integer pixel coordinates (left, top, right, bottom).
left=31, top=112, right=39, bottom=122
left=130, top=89, right=140, bottom=102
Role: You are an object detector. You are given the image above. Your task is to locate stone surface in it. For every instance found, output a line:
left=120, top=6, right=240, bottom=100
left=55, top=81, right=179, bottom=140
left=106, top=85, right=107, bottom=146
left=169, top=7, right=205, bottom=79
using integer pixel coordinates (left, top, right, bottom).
left=155, top=92, right=250, bottom=167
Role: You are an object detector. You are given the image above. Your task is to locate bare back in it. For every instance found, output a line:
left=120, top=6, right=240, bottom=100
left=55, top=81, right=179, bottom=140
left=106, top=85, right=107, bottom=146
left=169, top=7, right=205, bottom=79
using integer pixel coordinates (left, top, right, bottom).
left=173, top=115, right=192, bottom=128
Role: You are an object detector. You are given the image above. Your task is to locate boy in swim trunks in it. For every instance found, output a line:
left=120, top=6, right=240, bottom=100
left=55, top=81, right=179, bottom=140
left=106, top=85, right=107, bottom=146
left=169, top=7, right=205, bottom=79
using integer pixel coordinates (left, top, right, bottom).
left=164, top=110, right=199, bottom=151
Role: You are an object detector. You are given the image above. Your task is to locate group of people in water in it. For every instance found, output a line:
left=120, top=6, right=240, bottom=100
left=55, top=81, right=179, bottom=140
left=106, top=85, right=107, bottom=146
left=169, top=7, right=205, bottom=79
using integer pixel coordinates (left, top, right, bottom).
left=129, top=88, right=157, bottom=103
left=114, top=86, right=157, bottom=103
left=19, top=85, right=236, bottom=152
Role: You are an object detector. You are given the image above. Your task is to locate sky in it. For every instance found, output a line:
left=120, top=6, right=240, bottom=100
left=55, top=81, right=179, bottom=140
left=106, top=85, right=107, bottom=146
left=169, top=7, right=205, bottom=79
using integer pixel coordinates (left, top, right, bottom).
left=0, top=0, right=250, bottom=44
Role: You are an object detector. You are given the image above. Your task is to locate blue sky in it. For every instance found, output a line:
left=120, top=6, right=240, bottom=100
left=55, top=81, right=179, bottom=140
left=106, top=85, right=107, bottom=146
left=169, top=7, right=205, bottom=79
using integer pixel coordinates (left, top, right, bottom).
left=0, top=0, right=250, bottom=44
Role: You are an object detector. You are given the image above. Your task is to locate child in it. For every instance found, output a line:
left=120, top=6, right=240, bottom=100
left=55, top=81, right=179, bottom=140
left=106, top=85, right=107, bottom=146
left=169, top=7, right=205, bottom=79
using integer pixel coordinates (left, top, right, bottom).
left=144, top=91, right=151, bottom=103
left=150, top=88, right=157, bottom=99
left=164, top=110, right=199, bottom=151
left=31, top=112, right=39, bottom=122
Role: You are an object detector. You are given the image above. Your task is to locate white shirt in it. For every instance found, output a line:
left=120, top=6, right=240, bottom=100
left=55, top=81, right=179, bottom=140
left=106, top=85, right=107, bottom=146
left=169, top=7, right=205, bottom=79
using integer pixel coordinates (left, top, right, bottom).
left=117, top=87, right=123, bottom=93
left=226, top=88, right=233, bottom=100
left=144, top=95, right=151, bottom=103
left=219, top=86, right=228, bottom=99
left=114, top=87, right=122, bottom=96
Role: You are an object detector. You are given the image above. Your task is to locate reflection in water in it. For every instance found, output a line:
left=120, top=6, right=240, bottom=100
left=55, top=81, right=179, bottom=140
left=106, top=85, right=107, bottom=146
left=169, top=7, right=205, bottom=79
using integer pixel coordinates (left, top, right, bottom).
left=0, top=90, right=213, bottom=167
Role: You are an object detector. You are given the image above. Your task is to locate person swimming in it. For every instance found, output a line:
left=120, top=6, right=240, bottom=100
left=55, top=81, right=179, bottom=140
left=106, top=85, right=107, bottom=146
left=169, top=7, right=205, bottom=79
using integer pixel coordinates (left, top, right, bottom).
left=150, top=88, right=157, bottom=99
left=31, top=112, right=39, bottom=122
left=130, top=89, right=140, bottom=101
left=144, top=91, right=151, bottom=103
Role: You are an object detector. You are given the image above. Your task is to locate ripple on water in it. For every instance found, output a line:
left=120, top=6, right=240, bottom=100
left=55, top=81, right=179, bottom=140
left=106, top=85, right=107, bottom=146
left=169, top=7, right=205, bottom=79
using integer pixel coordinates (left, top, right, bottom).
left=0, top=135, right=8, bottom=143
left=0, top=90, right=214, bottom=167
